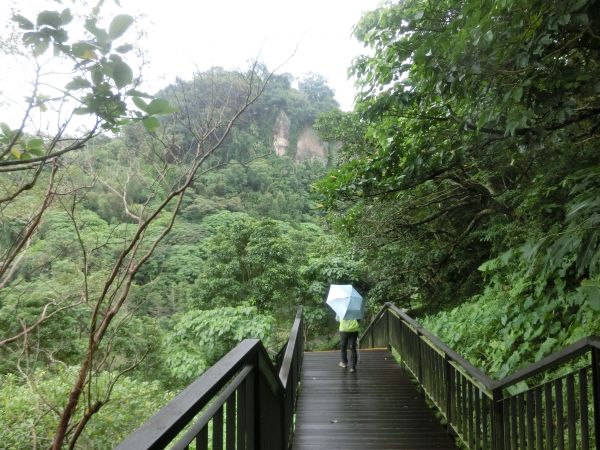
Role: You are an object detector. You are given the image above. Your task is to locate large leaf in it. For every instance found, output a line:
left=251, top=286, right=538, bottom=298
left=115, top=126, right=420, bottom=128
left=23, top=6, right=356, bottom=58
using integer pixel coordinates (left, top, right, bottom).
left=580, top=280, right=600, bottom=311
left=60, top=9, right=73, bottom=25
left=0, top=122, right=12, bottom=137
left=13, top=15, right=34, bottom=30
left=142, top=116, right=160, bottom=132
left=25, top=139, right=45, bottom=156
left=132, top=97, right=148, bottom=112
left=84, top=18, right=108, bottom=42
left=65, top=77, right=92, bottom=90
left=36, top=11, right=62, bottom=28
left=47, top=28, right=68, bottom=44
left=11, top=146, right=23, bottom=159
left=33, top=38, right=50, bottom=57
left=115, top=44, right=133, bottom=54
left=92, top=67, right=103, bottom=86
left=146, top=99, right=176, bottom=115
left=108, top=15, right=134, bottom=39
left=72, top=42, right=98, bottom=60
left=111, top=60, right=133, bottom=88
left=126, top=89, right=152, bottom=98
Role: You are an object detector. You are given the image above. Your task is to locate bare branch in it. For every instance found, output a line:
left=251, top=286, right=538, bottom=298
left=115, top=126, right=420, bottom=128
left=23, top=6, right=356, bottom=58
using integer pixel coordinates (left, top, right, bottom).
left=51, top=61, right=272, bottom=450
left=0, top=161, right=58, bottom=283
left=0, top=300, right=83, bottom=347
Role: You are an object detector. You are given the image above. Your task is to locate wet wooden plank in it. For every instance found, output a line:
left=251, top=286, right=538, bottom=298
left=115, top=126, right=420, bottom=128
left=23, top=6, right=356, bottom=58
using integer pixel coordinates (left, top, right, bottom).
left=292, top=349, right=459, bottom=450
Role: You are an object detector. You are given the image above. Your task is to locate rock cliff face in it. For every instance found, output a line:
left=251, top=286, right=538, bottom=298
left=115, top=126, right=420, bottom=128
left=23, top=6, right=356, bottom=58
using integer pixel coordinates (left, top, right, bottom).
left=272, top=110, right=328, bottom=163
left=296, top=128, right=328, bottom=162
left=273, top=111, right=290, bottom=157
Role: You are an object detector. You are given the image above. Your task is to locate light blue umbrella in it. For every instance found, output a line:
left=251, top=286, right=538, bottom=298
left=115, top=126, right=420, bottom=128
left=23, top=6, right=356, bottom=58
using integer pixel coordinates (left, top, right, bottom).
left=326, top=284, right=364, bottom=320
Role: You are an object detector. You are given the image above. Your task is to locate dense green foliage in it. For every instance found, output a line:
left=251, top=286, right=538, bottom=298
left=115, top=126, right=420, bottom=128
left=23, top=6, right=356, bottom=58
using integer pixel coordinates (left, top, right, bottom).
left=0, top=12, right=348, bottom=442
left=165, top=305, right=275, bottom=383
left=0, top=368, right=173, bottom=450
left=4, top=0, right=600, bottom=446
left=316, top=0, right=600, bottom=377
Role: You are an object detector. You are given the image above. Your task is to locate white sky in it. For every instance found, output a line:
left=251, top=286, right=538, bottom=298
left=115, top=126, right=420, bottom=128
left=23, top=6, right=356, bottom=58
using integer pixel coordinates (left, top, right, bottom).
left=1, top=0, right=381, bottom=118
left=133, top=0, right=380, bottom=110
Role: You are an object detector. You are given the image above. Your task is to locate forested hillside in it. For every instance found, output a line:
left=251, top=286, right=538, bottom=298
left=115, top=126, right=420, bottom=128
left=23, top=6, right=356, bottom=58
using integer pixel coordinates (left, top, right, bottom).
left=316, top=0, right=600, bottom=380
left=0, top=7, right=357, bottom=446
left=2, top=0, right=600, bottom=448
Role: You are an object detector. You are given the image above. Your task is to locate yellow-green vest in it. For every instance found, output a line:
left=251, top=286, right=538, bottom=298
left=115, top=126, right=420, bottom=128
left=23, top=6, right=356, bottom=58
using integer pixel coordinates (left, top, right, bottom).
left=339, top=319, right=359, bottom=332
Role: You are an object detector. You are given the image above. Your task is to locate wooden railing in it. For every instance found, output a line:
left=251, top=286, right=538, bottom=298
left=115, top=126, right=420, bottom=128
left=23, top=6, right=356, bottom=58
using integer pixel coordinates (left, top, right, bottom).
left=362, top=302, right=600, bottom=450
left=116, top=308, right=303, bottom=450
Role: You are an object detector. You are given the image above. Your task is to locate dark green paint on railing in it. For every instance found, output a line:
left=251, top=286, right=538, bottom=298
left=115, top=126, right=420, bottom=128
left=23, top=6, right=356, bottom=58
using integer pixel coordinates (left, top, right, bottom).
left=361, top=302, right=600, bottom=450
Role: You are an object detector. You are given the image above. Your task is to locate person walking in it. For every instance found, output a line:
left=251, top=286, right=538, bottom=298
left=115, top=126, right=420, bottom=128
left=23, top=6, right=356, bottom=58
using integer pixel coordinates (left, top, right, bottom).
left=338, top=317, right=359, bottom=373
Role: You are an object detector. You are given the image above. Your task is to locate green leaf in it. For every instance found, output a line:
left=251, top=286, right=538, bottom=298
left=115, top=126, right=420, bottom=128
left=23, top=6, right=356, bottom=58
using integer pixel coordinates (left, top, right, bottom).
left=517, top=54, right=529, bottom=68
left=132, top=97, right=148, bottom=112
left=142, top=116, right=160, bottom=132
left=84, top=19, right=108, bottom=41
left=108, top=15, right=134, bottom=39
left=26, top=138, right=44, bottom=150
left=569, top=0, right=589, bottom=11
left=36, top=11, right=62, bottom=28
left=572, top=13, right=589, bottom=26
left=65, top=77, right=92, bottom=90
left=92, top=67, right=103, bottom=86
left=13, top=15, right=34, bottom=30
left=10, top=146, right=23, bottom=159
left=33, top=38, right=50, bottom=57
left=115, top=44, right=133, bottom=53
left=127, top=89, right=152, bottom=98
left=111, top=60, right=133, bottom=88
left=0, top=122, right=12, bottom=137
left=581, top=279, right=600, bottom=311
left=513, top=86, right=523, bottom=102
left=72, top=42, right=98, bottom=60
left=146, top=98, right=176, bottom=115
left=413, top=10, right=424, bottom=20
left=47, top=28, right=68, bottom=44
left=26, top=139, right=44, bottom=156
left=557, top=14, right=571, bottom=26
left=60, top=9, right=73, bottom=25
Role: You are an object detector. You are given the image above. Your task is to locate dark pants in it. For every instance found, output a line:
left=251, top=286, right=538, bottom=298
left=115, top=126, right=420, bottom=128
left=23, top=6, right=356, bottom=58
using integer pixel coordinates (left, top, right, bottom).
left=340, top=331, right=358, bottom=369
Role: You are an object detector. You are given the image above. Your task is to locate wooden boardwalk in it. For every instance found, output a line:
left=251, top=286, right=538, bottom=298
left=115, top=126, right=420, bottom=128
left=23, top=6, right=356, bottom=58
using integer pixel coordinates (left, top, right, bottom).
left=292, top=349, right=459, bottom=450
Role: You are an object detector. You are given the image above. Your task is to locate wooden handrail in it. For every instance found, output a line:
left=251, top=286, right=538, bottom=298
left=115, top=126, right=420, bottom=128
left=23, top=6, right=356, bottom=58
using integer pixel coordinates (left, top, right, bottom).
left=361, top=302, right=600, bottom=450
left=372, top=302, right=600, bottom=392
left=279, top=307, right=302, bottom=387
left=116, top=307, right=304, bottom=450
left=115, top=340, right=270, bottom=450
left=384, top=302, right=496, bottom=390
left=169, top=365, right=254, bottom=450
left=495, top=335, right=600, bottom=390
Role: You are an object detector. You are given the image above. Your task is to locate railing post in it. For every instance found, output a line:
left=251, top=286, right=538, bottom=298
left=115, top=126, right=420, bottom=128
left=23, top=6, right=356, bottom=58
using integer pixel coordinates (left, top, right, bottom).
left=385, top=308, right=390, bottom=349
left=255, top=353, right=286, bottom=450
left=592, top=347, right=600, bottom=450
left=416, top=329, right=423, bottom=381
left=491, top=388, right=504, bottom=450
left=444, top=354, right=452, bottom=422
left=246, top=366, right=256, bottom=450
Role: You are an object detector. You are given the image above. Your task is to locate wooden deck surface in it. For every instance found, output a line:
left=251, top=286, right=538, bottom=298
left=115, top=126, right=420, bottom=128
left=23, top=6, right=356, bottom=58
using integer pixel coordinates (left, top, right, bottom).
left=292, top=349, right=459, bottom=450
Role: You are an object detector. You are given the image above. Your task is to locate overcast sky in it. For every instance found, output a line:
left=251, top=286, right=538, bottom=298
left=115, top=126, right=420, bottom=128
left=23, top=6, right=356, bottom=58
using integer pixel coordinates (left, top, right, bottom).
left=1, top=0, right=382, bottom=117
left=133, top=0, right=381, bottom=110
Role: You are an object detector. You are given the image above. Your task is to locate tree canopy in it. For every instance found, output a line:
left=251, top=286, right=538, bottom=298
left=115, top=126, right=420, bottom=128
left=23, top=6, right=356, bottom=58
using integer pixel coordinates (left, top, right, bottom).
left=316, top=0, right=600, bottom=375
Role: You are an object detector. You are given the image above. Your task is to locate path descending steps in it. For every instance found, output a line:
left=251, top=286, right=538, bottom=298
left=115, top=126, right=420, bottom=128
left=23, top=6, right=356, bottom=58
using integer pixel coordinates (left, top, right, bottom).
left=292, top=349, right=459, bottom=450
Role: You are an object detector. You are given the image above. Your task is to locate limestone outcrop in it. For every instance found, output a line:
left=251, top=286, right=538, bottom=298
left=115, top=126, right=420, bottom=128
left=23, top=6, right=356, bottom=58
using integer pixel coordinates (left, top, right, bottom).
left=272, top=110, right=328, bottom=163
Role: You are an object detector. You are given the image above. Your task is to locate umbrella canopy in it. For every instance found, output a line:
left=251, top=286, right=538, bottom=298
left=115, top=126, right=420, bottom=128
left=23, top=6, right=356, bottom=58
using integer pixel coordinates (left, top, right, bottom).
left=326, top=284, right=364, bottom=320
